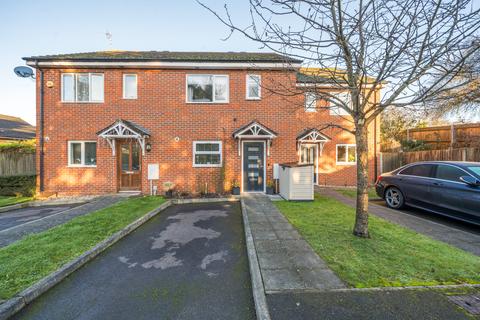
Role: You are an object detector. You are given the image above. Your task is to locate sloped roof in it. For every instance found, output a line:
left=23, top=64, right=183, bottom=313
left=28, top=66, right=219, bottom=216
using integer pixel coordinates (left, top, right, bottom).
left=23, top=51, right=302, bottom=63
left=296, top=128, right=331, bottom=141
left=297, top=67, right=378, bottom=84
left=96, top=119, right=150, bottom=137
left=0, top=115, right=35, bottom=140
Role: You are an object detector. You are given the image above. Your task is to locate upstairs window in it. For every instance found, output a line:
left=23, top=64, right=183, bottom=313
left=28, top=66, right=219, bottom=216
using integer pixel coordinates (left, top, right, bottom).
left=305, top=92, right=317, bottom=112
left=193, top=141, right=222, bottom=167
left=68, top=141, right=97, bottom=167
left=123, top=74, right=137, bottom=99
left=246, top=74, right=261, bottom=99
left=62, top=73, right=104, bottom=103
left=330, top=92, right=352, bottom=116
left=187, top=75, right=229, bottom=103
left=336, top=144, right=356, bottom=165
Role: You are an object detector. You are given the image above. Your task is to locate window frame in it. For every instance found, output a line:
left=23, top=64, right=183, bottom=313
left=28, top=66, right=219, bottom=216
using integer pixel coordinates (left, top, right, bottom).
left=186, top=74, right=230, bottom=104
left=192, top=141, right=223, bottom=168
left=305, top=92, right=317, bottom=112
left=61, top=73, right=104, bottom=103
left=67, top=140, right=97, bottom=167
left=246, top=74, right=261, bottom=100
left=123, top=74, right=138, bottom=99
left=336, top=144, right=357, bottom=165
left=329, top=92, right=352, bottom=116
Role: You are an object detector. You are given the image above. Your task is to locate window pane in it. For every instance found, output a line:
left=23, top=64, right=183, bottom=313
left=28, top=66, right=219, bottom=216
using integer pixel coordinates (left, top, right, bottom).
left=187, top=75, right=213, bottom=102
left=347, top=146, right=356, bottom=162
left=196, top=143, right=219, bottom=152
left=76, top=74, right=90, bottom=102
left=435, top=165, right=464, bottom=182
left=70, top=143, right=82, bottom=165
left=124, top=75, right=137, bottom=99
left=62, top=74, right=75, bottom=102
left=84, top=142, right=96, bottom=165
left=467, top=166, right=480, bottom=176
left=90, top=74, right=104, bottom=101
left=195, top=154, right=220, bottom=165
left=331, top=92, right=351, bottom=115
left=400, top=164, right=433, bottom=177
left=132, top=143, right=140, bottom=170
left=337, top=146, right=346, bottom=162
left=305, top=93, right=316, bottom=111
left=247, top=75, right=260, bottom=98
left=214, top=76, right=228, bottom=102
left=121, top=145, right=130, bottom=171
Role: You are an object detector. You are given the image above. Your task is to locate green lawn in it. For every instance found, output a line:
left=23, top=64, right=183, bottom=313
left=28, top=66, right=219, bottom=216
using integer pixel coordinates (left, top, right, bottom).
left=275, top=195, right=480, bottom=288
left=336, top=187, right=379, bottom=199
left=0, top=196, right=33, bottom=208
left=0, top=196, right=165, bottom=299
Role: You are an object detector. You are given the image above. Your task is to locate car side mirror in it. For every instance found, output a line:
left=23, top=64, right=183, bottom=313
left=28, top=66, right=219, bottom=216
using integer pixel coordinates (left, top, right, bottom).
left=459, top=176, right=480, bottom=186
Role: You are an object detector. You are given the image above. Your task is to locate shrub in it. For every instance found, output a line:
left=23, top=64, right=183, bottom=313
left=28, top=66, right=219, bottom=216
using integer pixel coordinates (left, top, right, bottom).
left=0, top=175, right=36, bottom=197
left=400, top=139, right=431, bottom=151
left=0, top=140, right=35, bottom=153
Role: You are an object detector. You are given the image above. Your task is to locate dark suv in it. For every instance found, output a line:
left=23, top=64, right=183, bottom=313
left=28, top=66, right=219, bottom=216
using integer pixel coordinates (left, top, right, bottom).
left=375, top=161, right=480, bottom=225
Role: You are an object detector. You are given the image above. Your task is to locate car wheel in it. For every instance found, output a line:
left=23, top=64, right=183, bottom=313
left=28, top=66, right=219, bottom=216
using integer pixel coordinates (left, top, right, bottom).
left=384, top=187, right=405, bottom=209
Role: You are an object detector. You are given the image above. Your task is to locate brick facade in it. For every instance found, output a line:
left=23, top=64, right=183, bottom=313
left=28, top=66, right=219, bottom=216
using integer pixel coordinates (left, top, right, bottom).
left=35, top=67, right=380, bottom=196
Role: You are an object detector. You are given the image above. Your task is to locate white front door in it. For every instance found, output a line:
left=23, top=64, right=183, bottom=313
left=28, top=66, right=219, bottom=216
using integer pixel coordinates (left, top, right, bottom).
left=300, top=144, right=318, bottom=184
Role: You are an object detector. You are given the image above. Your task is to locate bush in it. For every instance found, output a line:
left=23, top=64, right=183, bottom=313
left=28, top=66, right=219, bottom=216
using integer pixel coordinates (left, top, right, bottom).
left=0, top=175, right=36, bottom=197
left=400, top=139, right=431, bottom=151
left=0, top=140, right=35, bottom=153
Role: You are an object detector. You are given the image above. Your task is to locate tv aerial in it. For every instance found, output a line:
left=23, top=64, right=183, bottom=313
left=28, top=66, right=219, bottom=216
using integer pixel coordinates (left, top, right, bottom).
left=14, top=66, right=35, bottom=79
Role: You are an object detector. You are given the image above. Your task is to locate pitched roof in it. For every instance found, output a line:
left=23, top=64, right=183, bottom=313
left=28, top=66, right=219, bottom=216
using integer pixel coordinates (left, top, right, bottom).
left=23, top=51, right=302, bottom=63
left=0, top=115, right=35, bottom=140
left=96, top=119, right=150, bottom=137
left=297, top=67, right=378, bottom=84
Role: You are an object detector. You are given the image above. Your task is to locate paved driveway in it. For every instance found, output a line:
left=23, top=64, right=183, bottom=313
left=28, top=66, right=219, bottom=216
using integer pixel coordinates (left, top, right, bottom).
left=14, top=202, right=255, bottom=320
left=0, top=205, right=77, bottom=232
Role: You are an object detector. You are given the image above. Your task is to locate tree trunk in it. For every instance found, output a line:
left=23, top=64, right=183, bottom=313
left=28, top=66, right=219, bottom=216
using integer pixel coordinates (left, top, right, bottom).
left=353, top=124, right=370, bottom=238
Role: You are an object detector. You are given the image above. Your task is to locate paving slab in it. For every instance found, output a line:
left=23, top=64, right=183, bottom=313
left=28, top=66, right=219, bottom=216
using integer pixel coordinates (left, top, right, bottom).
left=242, top=194, right=346, bottom=294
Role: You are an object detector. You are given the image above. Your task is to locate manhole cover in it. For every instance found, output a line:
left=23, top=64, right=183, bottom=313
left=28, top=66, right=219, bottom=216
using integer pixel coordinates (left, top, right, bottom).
left=448, top=295, right=480, bottom=315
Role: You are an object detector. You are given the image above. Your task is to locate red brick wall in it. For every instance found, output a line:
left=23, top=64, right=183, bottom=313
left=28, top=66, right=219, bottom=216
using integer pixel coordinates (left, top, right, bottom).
left=35, top=68, right=380, bottom=196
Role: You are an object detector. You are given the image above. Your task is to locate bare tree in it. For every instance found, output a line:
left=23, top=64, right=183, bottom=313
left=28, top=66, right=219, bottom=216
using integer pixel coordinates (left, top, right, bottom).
left=198, top=0, right=480, bottom=237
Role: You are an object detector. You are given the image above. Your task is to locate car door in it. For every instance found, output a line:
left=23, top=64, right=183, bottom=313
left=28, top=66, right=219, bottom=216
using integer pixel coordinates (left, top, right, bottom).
left=431, top=164, right=480, bottom=217
left=396, top=164, right=435, bottom=207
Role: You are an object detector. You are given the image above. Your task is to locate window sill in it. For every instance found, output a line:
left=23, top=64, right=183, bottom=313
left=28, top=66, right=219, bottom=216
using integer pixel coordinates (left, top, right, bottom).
left=123, top=97, right=138, bottom=100
left=336, top=162, right=356, bottom=166
left=246, top=97, right=261, bottom=101
left=193, top=164, right=222, bottom=168
left=67, top=165, right=97, bottom=168
left=186, top=101, right=229, bottom=104
left=305, top=109, right=317, bottom=113
left=62, top=101, right=104, bottom=104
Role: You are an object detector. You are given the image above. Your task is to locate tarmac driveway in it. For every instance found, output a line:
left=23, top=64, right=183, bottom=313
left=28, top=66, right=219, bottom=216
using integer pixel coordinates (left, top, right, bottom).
left=15, top=201, right=255, bottom=320
left=0, top=205, right=77, bottom=232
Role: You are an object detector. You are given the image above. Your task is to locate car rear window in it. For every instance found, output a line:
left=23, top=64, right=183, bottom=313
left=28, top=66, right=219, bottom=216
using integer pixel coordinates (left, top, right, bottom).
left=399, top=164, right=433, bottom=177
left=435, top=165, right=465, bottom=182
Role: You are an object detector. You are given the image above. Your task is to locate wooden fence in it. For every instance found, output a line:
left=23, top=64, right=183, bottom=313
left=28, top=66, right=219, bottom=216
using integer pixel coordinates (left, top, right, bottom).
left=380, top=147, right=480, bottom=173
left=0, top=151, right=36, bottom=177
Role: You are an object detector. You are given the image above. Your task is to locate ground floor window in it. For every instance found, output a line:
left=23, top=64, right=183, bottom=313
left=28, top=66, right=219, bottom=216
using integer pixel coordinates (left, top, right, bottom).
left=193, top=141, right=222, bottom=167
left=336, top=144, right=356, bottom=165
left=68, top=141, right=97, bottom=167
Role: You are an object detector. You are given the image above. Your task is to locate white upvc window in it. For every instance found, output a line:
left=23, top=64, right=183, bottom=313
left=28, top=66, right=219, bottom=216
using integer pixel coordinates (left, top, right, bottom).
left=246, top=74, right=261, bottom=100
left=193, top=141, right=222, bottom=167
left=68, top=141, right=97, bottom=167
left=61, top=73, right=104, bottom=103
left=336, top=144, right=357, bottom=165
left=305, top=92, right=317, bottom=112
left=123, top=74, right=137, bottom=99
left=330, top=92, right=352, bottom=116
left=186, top=75, right=229, bottom=103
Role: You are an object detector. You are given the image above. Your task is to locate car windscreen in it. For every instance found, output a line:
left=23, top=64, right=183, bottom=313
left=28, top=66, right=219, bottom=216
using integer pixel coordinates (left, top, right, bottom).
left=467, top=166, right=480, bottom=177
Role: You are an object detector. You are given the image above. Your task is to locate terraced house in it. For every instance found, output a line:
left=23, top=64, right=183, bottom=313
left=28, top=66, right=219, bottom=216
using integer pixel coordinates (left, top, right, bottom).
left=23, top=51, right=380, bottom=196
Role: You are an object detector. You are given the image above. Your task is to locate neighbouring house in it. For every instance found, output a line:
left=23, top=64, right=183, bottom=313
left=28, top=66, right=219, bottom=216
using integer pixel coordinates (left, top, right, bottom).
left=0, top=114, right=35, bottom=142
left=23, top=51, right=381, bottom=196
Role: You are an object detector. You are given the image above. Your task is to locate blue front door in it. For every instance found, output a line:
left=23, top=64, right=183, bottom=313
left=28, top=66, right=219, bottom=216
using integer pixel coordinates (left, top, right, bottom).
left=243, top=142, right=264, bottom=192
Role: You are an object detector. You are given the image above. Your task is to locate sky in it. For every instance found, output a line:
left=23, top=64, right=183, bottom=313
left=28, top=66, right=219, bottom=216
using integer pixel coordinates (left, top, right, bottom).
left=0, top=0, right=264, bottom=125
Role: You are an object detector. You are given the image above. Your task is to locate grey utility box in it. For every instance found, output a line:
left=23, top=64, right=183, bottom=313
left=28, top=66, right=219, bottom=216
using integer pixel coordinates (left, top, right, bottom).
left=278, top=163, right=314, bottom=201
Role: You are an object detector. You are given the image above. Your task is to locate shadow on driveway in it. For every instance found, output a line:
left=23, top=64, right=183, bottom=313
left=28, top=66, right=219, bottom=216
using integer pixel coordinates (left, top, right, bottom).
left=15, top=202, right=255, bottom=320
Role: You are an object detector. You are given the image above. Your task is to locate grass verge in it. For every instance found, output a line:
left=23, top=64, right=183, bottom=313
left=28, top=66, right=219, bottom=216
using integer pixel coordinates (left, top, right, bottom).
left=0, top=196, right=165, bottom=299
left=274, top=194, right=480, bottom=288
left=336, top=187, right=379, bottom=199
left=0, top=196, right=32, bottom=208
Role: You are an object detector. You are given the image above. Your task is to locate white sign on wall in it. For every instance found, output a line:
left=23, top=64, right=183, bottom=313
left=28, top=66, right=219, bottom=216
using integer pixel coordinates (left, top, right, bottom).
left=147, top=164, right=159, bottom=180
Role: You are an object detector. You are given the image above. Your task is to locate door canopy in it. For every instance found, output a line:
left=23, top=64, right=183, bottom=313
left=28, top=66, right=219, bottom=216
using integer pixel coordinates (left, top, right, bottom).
left=296, top=128, right=330, bottom=155
left=97, top=119, right=150, bottom=155
left=233, top=121, right=277, bottom=156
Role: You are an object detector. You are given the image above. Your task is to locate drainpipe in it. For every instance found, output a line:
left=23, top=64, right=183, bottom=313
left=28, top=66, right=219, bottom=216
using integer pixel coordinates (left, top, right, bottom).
left=36, top=61, right=45, bottom=192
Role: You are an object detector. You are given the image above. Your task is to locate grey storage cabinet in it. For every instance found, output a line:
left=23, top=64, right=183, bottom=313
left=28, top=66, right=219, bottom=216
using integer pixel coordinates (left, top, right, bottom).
left=278, top=163, right=314, bottom=200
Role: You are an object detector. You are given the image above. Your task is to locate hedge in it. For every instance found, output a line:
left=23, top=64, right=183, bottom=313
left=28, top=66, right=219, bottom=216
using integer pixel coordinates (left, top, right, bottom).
left=0, top=175, right=36, bottom=197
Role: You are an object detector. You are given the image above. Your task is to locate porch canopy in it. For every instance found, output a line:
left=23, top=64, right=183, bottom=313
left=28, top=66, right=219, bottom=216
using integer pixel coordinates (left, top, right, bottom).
left=97, top=119, right=150, bottom=155
left=232, top=121, right=277, bottom=156
left=296, top=128, right=330, bottom=154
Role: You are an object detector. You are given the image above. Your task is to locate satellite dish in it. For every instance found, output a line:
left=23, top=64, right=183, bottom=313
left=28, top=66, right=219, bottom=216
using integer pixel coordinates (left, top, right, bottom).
left=14, top=66, right=34, bottom=78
